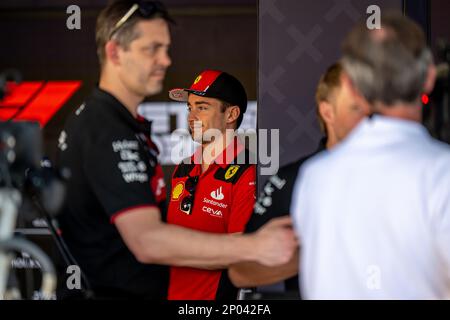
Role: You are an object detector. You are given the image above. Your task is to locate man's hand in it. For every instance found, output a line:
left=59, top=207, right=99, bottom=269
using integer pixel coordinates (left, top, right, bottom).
left=250, top=216, right=298, bottom=267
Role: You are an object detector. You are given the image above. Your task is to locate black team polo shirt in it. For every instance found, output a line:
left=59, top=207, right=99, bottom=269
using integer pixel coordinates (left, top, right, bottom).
left=56, top=87, right=168, bottom=299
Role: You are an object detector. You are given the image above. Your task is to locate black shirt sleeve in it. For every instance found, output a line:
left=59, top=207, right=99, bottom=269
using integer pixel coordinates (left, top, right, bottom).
left=245, top=161, right=302, bottom=233
left=82, top=127, right=157, bottom=218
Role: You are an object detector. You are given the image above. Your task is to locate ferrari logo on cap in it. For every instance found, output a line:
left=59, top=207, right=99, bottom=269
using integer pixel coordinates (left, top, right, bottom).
left=172, top=181, right=184, bottom=200
left=193, top=75, right=202, bottom=85
left=225, top=165, right=240, bottom=180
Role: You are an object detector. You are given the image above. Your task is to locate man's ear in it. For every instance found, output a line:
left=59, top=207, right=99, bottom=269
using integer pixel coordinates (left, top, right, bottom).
left=423, top=64, right=437, bottom=94
left=226, top=106, right=240, bottom=124
left=105, top=40, right=121, bottom=66
left=318, top=101, right=334, bottom=126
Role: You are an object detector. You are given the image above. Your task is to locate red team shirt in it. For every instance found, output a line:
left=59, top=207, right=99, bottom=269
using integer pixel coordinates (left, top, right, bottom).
left=167, top=139, right=256, bottom=300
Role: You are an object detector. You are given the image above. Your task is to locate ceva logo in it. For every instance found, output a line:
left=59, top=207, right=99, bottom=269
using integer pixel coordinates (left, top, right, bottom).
left=202, top=206, right=223, bottom=218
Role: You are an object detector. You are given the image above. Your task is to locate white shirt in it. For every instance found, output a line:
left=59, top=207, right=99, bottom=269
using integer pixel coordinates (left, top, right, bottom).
left=291, top=115, right=450, bottom=299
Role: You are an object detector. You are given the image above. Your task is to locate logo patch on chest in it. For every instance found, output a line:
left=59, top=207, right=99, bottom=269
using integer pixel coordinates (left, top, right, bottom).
left=210, top=186, right=224, bottom=200
left=172, top=181, right=184, bottom=200
left=224, top=165, right=240, bottom=180
left=202, top=206, right=223, bottom=218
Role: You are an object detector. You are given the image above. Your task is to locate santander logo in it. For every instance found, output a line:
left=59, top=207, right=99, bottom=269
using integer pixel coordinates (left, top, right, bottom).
left=210, top=186, right=224, bottom=200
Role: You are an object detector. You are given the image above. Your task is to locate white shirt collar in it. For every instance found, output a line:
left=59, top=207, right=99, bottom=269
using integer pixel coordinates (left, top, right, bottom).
left=339, top=114, right=430, bottom=150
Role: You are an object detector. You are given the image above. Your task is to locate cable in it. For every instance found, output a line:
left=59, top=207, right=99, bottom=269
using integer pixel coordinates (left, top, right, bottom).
left=30, top=196, right=94, bottom=299
left=0, top=151, right=13, bottom=189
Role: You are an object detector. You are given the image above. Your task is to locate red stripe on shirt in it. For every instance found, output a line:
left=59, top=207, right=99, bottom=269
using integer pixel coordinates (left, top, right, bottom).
left=110, top=204, right=159, bottom=224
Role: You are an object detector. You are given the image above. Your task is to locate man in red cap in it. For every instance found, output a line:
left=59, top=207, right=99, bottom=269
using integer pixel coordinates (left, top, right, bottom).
left=166, top=70, right=257, bottom=300
left=56, top=0, right=296, bottom=299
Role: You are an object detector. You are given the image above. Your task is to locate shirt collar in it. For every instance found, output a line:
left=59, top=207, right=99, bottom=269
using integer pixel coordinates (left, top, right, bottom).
left=92, top=87, right=152, bottom=135
left=364, top=114, right=428, bottom=136
left=343, top=114, right=430, bottom=148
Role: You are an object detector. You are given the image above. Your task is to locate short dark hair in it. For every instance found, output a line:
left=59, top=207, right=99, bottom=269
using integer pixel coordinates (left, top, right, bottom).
left=342, top=11, right=432, bottom=106
left=219, top=101, right=244, bottom=129
left=96, top=0, right=174, bottom=67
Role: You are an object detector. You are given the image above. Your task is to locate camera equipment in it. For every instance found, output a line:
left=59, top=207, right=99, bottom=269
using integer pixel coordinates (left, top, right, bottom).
left=0, top=69, right=21, bottom=101
left=0, top=121, right=58, bottom=299
left=1, top=68, right=93, bottom=299
left=0, top=122, right=42, bottom=188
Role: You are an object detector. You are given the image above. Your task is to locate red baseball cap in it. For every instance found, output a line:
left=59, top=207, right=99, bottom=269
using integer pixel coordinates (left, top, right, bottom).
left=169, top=69, right=248, bottom=114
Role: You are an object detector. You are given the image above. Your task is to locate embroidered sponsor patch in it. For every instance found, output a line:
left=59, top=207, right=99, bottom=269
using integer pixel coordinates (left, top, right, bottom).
left=172, top=181, right=184, bottom=200
left=224, top=165, right=240, bottom=180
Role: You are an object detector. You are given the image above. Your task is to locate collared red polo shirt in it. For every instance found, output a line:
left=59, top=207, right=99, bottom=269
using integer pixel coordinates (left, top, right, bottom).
left=167, top=138, right=256, bottom=300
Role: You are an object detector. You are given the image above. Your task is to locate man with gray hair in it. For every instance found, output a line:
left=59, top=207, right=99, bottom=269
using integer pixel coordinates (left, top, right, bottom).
left=291, top=12, right=450, bottom=299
